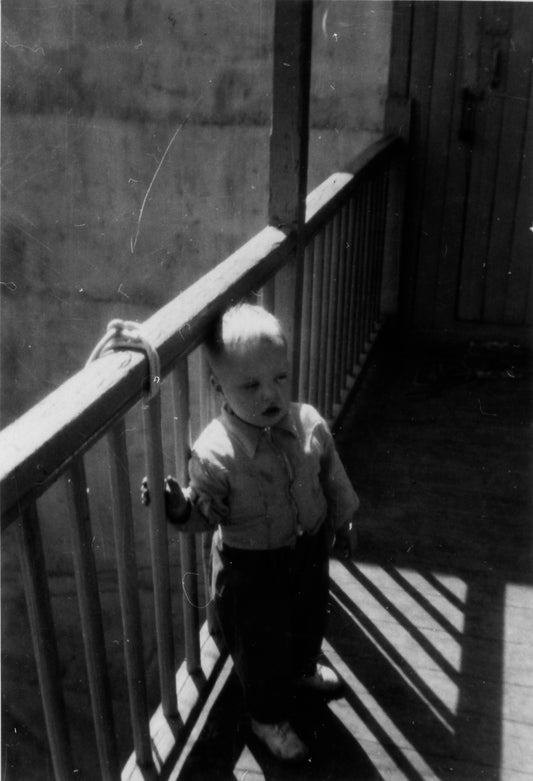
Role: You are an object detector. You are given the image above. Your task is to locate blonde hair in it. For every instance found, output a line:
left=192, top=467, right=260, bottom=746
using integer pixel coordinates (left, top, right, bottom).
left=205, top=303, right=286, bottom=368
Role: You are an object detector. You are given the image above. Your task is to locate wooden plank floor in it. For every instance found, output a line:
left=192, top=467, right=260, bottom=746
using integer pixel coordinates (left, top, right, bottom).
left=166, top=334, right=533, bottom=781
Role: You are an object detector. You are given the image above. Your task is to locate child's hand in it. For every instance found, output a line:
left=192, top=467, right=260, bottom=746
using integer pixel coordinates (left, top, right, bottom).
left=164, top=476, right=190, bottom=522
left=140, top=476, right=150, bottom=507
left=141, top=475, right=190, bottom=523
left=333, top=520, right=357, bottom=560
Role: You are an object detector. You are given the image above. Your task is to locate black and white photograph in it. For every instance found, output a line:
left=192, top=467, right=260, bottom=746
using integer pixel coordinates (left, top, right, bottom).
left=1, top=1, right=531, bottom=779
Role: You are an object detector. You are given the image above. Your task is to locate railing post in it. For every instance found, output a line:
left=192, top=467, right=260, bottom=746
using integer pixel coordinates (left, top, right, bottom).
left=66, top=458, right=119, bottom=779
left=373, top=169, right=390, bottom=327
left=107, top=420, right=153, bottom=770
left=197, top=351, right=219, bottom=634
left=171, top=363, right=202, bottom=674
left=357, top=180, right=372, bottom=362
left=297, top=241, right=314, bottom=401
left=308, top=231, right=324, bottom=408
left=325, top=212, right=341, bottom=418
left=381, top=158, right=403, bottom=321
left=16, top=503, right=74, bottom=780
left=268, top=0, right=313, bottom=396
left=342, top=199, right=356, bottom=385
left=345, top=195, right=358, bottom=377
left=334, top=203, right=349, bottom=402
left=142, top=392, right=178, bottom=718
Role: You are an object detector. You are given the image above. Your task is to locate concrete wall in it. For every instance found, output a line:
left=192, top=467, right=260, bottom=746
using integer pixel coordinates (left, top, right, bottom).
left=1, top=0, right=391, bottom=422
left=1, top=2, right=391, bottom=777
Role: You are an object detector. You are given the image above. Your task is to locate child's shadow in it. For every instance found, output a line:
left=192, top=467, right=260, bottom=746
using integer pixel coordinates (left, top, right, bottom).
left=174, top=668, right=379, bottom=781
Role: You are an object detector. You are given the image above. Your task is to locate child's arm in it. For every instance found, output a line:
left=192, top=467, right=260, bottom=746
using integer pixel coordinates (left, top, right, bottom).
left=141, top=475, right=213, bottom=533
left=315, top=417, right=360, bottom=558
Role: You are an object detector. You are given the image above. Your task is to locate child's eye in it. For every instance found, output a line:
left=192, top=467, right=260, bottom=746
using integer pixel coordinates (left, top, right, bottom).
left=276, top=374, right=288, bottom=384
left=243, top=381, right=259, bottom=391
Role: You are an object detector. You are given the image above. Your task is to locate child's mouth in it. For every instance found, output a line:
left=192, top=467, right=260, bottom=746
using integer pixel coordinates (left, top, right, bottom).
left=262, top=405, right=281, bottom=418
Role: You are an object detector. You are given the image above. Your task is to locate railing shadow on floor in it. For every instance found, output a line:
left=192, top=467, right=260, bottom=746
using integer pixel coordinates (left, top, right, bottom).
left=327, top=563, right=503, bottom=781
left=169, top=338, right=532, bottom=781
left=319, top=338, right=531, bottom=781
left=167, top=561, right=504, bottom=781
left=328, top=555, right=530, bottom=781
left=168, top=555, right=511, bottom=780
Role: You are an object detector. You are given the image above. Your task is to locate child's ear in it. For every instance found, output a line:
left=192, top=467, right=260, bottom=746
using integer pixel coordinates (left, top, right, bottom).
left=210, top=373, right=223, bottom=394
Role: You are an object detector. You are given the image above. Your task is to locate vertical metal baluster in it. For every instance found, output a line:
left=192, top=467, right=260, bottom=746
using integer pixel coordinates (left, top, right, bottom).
left=66, top=458, right=119, bottom=779
left=308, top=233, right=323, bottom=407
left=142, top=391, right=177, bottom=718
left=16, top=502, right=73, bottom=779
left=317, top=223, right=332, bottom=414
left=107, top=420, right=153, bottom=769
left=298, top=242, right=314, bottom=401
left=171, top=362, right=201, bottom=674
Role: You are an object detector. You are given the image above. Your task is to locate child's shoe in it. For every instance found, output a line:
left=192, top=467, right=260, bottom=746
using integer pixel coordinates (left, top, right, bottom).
left=250, top=719, right=309, bottom=761
left=296, top=663, right=344, bottom=697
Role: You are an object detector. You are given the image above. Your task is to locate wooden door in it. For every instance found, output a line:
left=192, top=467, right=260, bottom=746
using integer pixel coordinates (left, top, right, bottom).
left=392, top=1, right=532, bottom=331
left=456, top=2, right=532, bottom=325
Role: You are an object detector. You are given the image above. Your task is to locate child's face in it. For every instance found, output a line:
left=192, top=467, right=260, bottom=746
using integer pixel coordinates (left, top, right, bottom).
left=213, top=339, right=290, bottom=428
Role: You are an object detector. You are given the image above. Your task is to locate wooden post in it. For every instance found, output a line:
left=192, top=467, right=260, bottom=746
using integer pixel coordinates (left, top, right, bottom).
left=66, top=458, right=119, bottom=779
left=171, top=364, right=202, bottom=674
left=385, top=0, right=413, bottom=140
left=107, top=421, right=153, bottom=769
left=268, top=0, right=313, bottom=399
left=141, top=393, right=177, bottom=718
left=16, top=503, right=74, bottom=780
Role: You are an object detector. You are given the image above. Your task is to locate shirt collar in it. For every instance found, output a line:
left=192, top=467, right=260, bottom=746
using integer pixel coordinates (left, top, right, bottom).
left=220, top=403, right=298, bottom=458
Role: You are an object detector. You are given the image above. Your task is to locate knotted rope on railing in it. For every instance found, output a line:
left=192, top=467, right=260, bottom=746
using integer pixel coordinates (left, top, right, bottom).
left=86, top=319, right=161, bottom=399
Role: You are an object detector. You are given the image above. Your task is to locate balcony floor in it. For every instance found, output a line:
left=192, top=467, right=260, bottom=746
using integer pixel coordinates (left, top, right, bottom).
left=166, top=334, right=533, bottom=781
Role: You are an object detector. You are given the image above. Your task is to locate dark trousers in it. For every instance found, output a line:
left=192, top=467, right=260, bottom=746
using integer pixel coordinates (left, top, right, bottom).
left=211, top=524, right=329, bottom=723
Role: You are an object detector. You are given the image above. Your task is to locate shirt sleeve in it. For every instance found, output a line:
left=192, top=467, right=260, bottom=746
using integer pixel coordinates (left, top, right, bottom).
left=315, top=421, right=360, bottom=531
left=187, top=451, right=230, bottom=527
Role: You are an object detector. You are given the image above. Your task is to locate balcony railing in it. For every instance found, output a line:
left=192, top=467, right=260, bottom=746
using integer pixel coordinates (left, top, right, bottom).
left=0, top=135, right=403, bottom=780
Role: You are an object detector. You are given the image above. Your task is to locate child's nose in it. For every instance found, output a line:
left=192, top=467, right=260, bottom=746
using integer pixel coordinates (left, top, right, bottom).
left=262, top=382, right=279, bottom=402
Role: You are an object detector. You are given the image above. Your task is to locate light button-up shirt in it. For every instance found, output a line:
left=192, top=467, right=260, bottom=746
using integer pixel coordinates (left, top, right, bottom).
left=188, top=402, right=359, bottom=550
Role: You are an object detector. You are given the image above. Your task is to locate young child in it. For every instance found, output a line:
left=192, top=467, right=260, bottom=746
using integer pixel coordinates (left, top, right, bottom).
left=146, top=303, right=359, bottom=762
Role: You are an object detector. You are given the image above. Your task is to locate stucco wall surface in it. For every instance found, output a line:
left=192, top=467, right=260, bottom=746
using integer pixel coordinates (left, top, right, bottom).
left=1, top=0, right=391, bottom=420
left=1, top=2, right=391, bottom=778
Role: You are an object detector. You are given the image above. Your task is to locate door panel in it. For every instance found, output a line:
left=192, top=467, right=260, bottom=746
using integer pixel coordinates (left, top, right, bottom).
left=456, top=2, right=531, bottom=325
left=401, top=1, right=532, bottom=329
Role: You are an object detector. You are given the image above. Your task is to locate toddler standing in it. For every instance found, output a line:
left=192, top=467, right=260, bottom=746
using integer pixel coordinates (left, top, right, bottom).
left=145, top=303, right=359, bottom=761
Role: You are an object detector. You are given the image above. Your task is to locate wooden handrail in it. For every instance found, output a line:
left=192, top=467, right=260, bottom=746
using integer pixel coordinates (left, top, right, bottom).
left=0, top=225, right=290, bottom=528
left=1, top=134, right=404, bottom=780
left=0, top=136, right=402, bottom=530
